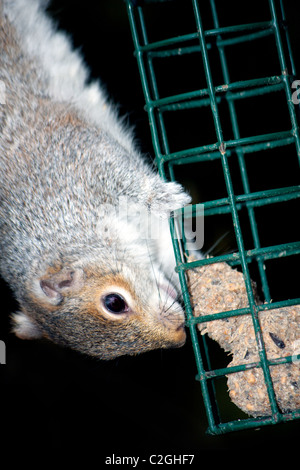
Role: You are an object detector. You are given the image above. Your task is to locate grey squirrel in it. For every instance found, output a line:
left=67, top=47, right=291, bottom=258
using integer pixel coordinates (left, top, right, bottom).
left=0, top=0, right=191, bottom=359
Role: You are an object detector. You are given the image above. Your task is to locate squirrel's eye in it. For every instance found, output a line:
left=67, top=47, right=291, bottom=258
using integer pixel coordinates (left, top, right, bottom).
left=102, top=293, right=129, bottom=314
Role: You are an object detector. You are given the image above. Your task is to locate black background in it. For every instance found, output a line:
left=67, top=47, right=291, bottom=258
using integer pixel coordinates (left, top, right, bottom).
left=1, top=0, right=300, bottom=460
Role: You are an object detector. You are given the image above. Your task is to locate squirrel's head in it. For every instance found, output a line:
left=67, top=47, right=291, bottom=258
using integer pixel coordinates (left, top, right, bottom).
left=11, top=260, right=186, bottom=359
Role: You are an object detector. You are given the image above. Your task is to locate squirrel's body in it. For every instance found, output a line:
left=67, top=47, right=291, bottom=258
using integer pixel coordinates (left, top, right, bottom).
left=0, top=0, right=190, bottom=359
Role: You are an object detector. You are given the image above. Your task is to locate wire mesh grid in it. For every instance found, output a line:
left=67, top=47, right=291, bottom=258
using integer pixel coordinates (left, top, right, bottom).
left=125, top=0, right=300, bottom=434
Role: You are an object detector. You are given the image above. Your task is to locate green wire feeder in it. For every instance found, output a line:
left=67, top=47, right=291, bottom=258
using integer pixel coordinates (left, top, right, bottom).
left=125, top=0, right=300, bottom=434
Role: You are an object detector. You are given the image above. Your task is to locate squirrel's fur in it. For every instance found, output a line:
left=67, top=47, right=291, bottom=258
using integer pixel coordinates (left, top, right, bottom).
left=0, top=0, right=190, bottom=359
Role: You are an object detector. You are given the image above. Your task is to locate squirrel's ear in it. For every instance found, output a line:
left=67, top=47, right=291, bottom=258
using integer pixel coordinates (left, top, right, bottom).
left=11, top=311, right=43, bottom=340
left=38, top=267, right=85, bottom=305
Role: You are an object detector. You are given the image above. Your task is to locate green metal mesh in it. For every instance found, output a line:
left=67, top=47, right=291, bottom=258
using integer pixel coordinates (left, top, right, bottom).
left=125, top=0, right=300, bottom=434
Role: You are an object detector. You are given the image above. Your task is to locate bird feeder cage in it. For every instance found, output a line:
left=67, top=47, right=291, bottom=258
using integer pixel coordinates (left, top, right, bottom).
left=125, top=0, right=300, bottom=434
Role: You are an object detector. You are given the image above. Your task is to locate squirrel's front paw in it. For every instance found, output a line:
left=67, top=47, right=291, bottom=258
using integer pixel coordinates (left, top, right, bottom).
left=145, top=178, right=191, bottom=217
